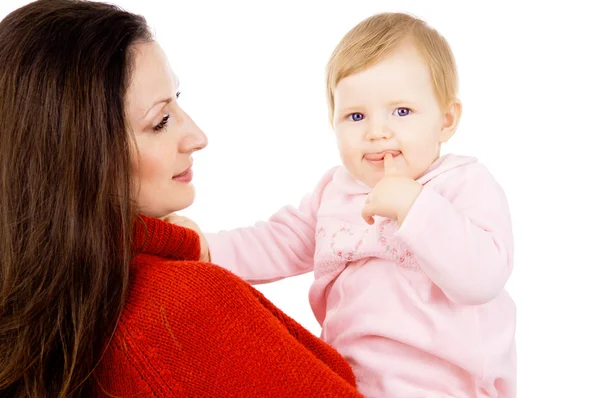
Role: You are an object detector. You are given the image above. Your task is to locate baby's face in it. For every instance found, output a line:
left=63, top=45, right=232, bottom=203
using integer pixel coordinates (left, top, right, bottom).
left=332, top=40, right=459, bottom=187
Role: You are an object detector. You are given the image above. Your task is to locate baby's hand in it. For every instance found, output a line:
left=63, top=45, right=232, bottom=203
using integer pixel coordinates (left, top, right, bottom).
left=163, top=213, right=211, bottom=263
left=361, top=153, right=423, bottom=225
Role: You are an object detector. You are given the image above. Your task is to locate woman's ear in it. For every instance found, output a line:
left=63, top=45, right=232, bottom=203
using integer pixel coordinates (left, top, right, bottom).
left=439, top=99, right=462, bottom=143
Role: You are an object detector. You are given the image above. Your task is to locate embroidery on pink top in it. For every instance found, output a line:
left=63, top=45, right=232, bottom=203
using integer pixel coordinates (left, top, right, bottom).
left=377, top=219, right=413, bottom=264
left=328, top=223, right=368, bottom=261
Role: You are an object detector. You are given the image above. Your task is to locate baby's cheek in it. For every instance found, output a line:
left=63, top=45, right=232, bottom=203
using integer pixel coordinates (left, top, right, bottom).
left=405, top=146, right=438, bottom=179
left=339, top=148, right=361, bottom=172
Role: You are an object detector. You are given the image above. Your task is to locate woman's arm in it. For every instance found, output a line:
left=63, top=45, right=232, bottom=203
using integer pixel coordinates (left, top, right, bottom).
left=97, top=259, right=362, bottom=397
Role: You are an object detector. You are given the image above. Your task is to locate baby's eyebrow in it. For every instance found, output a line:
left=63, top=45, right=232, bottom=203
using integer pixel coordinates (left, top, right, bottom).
left=387, top=99, right=417, bottom=107
left=336, top=105, right=364, bottom=114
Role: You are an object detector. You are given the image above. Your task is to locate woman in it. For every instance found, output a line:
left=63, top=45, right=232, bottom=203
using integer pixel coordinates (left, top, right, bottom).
left=0, top=1, right=361, bottom=396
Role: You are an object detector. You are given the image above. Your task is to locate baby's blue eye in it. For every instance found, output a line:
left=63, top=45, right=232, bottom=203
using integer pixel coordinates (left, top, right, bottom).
left=394, top=107, right=411, bottom=116
left=349, top=113, right=364, bottom=122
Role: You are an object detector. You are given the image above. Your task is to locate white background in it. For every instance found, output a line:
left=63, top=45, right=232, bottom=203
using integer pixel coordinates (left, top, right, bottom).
left=2, top=1, right=599, bottom=396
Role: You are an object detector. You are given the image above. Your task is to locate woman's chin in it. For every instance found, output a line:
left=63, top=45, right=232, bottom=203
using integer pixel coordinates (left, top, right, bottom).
left=173, top=185, right=196, bottom=210
left=139, top=188, right=195, bottom=219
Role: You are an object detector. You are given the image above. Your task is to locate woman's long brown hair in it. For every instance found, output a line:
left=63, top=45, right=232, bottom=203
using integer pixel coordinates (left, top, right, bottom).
left=0, top=1, right=151, bottom=396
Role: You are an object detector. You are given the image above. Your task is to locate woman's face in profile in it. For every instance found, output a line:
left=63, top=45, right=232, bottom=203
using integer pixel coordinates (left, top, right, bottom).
left=126, top=41, right=207, bottom=218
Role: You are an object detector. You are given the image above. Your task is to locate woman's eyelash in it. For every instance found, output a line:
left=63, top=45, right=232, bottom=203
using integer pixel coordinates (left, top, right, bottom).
left=152, top=92, right=180, bottom=131
left=153, top=115, right=170, bottom=131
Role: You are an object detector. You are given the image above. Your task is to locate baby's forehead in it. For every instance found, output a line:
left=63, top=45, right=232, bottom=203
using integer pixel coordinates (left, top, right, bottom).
left=335, top=50, right=434, bottom=94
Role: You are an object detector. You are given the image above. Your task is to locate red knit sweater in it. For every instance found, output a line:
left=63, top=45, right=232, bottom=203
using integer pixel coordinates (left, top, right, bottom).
left=93, top=215, right=361, bottom=397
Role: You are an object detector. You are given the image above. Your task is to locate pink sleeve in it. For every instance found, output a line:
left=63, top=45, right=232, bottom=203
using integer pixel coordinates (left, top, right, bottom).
left=205, top=168, right=337, bottom=284
left=395, top=163, right=514, bottom=305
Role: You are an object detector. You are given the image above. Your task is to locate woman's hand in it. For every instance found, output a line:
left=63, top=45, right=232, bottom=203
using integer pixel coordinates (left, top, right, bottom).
left=163, top=213, right=211, bottom=262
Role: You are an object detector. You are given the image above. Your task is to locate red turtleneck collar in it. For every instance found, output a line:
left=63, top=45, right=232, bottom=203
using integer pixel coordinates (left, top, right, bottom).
left=133, top=214, right=200, bottom=261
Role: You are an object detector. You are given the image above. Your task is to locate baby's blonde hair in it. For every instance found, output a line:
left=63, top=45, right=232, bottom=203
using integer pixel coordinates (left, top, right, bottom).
left=326, top=12, right=458, bottom=124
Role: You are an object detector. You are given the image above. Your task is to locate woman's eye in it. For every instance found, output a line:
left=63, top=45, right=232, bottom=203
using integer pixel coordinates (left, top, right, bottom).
left=153, top=114, right=170, bottom=131
left=393, top=107, right=411, bottom=117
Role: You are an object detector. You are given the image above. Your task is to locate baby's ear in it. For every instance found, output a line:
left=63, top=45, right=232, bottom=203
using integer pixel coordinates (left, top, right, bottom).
left=439, top=99, right=462, bottom=143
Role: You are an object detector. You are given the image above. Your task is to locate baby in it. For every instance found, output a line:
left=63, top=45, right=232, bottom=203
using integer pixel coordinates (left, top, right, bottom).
left=204, top=12, right=516, bottom=398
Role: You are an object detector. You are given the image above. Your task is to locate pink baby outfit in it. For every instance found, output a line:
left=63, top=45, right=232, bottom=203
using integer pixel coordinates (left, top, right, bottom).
left=206, top=154, right=516, bottom=398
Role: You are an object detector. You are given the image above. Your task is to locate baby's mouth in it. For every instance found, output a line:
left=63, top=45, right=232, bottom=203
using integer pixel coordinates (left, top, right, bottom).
left=364, top=150, right=401, bottom=162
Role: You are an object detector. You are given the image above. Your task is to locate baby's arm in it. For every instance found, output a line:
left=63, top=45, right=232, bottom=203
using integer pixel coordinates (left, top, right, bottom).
left=205, top=168, right=337, bottom=284
left=396, top=163, right=513, bottom=305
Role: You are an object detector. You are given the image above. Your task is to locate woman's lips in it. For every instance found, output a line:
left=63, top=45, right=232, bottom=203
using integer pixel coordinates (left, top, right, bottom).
left=172, top=166, right=193, bottom=183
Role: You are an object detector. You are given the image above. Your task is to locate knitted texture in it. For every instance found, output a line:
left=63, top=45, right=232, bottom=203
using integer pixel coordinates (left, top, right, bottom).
left=93, top=215, right=360, bottom=397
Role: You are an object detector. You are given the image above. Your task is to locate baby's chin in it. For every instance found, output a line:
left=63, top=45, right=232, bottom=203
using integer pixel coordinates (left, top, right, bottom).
left=344, top=159, right=403, bottom=187
left=348, top=168, right=380, bottom=189
left=354, top=166, right=420, bottom=188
